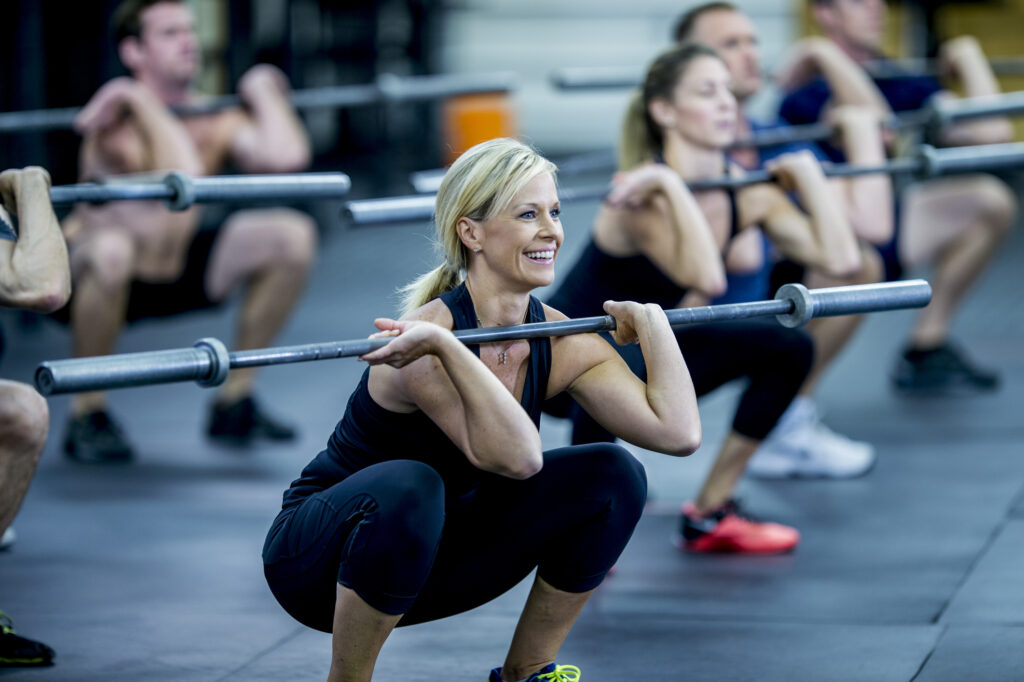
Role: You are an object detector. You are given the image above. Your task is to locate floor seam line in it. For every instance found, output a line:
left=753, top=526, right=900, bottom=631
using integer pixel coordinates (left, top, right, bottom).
left=213, top=625, right=306, bottom=682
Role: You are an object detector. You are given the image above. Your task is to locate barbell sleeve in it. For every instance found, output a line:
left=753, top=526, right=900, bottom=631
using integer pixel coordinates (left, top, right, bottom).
left=34, top=338, right=230, bottom=396
left=34, top=280, right=932, bottom=396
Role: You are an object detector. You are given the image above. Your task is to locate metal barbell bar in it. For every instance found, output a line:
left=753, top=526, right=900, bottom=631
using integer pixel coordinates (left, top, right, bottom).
left=345, top=142, right=1024, bottom=226
left=549, top=69, right=1024, bottom=148
left=0, top=71, right=519, bottom=135
left=34, top=280, right=931, bottom=396
left=0, top=172, right=352, bottom=242
left=550, top=59, right=1024, bottom=90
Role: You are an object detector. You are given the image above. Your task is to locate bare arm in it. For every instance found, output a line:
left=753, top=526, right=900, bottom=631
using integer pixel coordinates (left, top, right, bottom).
left=776, top=37, right=891, bottom=118
left=753, top=151, right=861, bottom=276
left=363, top=311, right=542, bottom=480
left=598, top=165, right=727, bottom=297
left=75, top=78, right=203, bottom=176
left=549, top=300, right=700, bottom=456
left=935, top=36, right=1014, bottom=146
left=829, top=106, right=893, bottom=244
left=229, top=65, right=312, bottom=173
left=0, top=168, right=71, bottom=312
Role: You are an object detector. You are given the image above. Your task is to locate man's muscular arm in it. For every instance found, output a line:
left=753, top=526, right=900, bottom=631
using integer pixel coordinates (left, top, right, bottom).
left=935, top=36, right=1014, bottom=146
left=229, top=65, right=311, bottom=173
left=75, top=77, right=203, bottom=176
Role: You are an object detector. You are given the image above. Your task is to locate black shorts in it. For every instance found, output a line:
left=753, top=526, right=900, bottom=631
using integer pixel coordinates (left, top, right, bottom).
left=50, top=226, right=222, bottom=325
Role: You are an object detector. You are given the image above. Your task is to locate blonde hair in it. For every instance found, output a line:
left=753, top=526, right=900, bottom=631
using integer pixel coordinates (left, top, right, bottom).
left=399, top=138, right=557, bottom=316
left=618, top=43, right=723, bottom=170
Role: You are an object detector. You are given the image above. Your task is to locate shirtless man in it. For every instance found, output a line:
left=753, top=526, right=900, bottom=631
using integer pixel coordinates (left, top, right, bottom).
left=780, top=0, right=1016, bottom=397
left=1, top=166, right=71, bottom=667
left=61, top=0, right=317, bottom=463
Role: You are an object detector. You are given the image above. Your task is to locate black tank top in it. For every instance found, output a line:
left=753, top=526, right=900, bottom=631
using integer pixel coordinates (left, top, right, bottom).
left=280, top=282, right=552, bottom=510
left=547, top=168, right=741, bottom=318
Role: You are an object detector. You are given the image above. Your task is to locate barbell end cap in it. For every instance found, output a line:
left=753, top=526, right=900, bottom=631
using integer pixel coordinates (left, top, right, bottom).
left=34, top=365, right=57, bottom=396
left=774, top=282, right=814, bottom=328
left=917, top=144, right=941, bottom=178
left=193, top=337, right=231, bottom=387
left=163, top=171, right=196, bottom=211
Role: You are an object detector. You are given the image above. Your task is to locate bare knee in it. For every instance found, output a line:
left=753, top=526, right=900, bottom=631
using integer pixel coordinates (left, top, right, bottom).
left=270, top=210, right=318, bottom=271
left=974, top=177, right=1017, bottom=238
left=855, top=243, right=884, bottom=284
left=76, top=231, right=135, bottom=291
left=0, top=382, right=49, bottom=458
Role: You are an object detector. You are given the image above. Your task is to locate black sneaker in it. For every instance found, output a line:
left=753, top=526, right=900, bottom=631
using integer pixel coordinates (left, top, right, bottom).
left=0, top=612, right=55, bottom=668
left=63, top=410, right=134, bottom=463
left=207, top=396, right=296, bottom=446
left=892, top=343, right=1000, bottom=396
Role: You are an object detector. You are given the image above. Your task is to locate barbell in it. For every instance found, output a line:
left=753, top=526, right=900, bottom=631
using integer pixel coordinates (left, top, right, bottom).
left=34, top=280, right=931, bottom=396
left=0, top=171, right=352, bottom=242
left=550, top=58, right=1024, bottom=90
left=346, top=141, right=1024, bottom=226
left=0, top=71, right=518, bottom=135
left=549, top=73, right=1024, bottom=149
left=404, top=94, right=1024, bottom=193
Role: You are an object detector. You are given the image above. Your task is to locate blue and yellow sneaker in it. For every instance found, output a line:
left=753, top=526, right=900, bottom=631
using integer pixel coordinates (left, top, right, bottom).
left=488, top=662, right=581, bottom=681
left=0, top=612, right=55, bottom=667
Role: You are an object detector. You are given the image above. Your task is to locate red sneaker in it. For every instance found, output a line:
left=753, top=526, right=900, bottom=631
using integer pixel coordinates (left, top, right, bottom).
left=676, top=499, right=799, bottom=554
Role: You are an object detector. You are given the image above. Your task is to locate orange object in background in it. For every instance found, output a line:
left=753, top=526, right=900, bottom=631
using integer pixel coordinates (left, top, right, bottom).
left=442, top=93, right=518, bottom=165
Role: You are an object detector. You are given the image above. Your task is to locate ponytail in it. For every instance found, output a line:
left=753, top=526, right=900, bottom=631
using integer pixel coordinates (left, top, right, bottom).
left=398, top=262, right=463, bottom=317
left=618, top=90, right=659, bottom=170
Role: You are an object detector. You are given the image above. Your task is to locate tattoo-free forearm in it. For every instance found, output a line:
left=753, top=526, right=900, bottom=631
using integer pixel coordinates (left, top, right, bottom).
left=0, top=171, right=70, bottom=311
left=433, top=333, right=543, bottom=478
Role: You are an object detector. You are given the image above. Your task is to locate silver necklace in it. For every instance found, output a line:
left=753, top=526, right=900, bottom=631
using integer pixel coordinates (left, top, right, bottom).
left=476, top=317, right=515, bottom=365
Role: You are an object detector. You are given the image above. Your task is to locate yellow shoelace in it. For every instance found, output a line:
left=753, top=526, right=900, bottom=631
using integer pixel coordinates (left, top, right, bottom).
left=536, top=664, right=581, bottom=681
left=0, top=611, right=16, bottom=636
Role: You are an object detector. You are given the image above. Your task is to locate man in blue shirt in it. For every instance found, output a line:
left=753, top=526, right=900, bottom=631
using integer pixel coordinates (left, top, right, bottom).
left=678, top=2, right=892, bottom=479
left=780, top=0, right=1016, bottom=397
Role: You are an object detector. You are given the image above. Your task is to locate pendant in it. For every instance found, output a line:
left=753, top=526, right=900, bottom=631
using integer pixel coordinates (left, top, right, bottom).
left=498, top=350, right=507, bottom=365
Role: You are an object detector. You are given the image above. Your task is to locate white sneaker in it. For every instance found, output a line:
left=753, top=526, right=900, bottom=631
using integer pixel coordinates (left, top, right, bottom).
left=0, top=527, right=15, bottom=551
left=747, top=398, right=876, bottom=479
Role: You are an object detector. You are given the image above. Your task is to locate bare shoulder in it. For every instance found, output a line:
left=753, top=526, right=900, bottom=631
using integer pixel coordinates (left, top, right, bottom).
left=369, top=297, right=456, bottom=411
left=403, top=297, right=455, bottom=328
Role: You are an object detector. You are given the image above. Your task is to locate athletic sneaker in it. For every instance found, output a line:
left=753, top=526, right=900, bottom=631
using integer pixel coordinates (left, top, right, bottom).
left=746, top=397, right=875, bottom=479
left=0, top=528, right=15, bottom=551
left=207, top=396, right=296, bottom=445
left=893, top=343, right=999, bottom=395
left=0, top=612, right=55, bottom=668
left=63, top=410, right=134, bottom=463
left=488, top=663, right=581, bottom=681
left=677, top=499, right=799, bottom=554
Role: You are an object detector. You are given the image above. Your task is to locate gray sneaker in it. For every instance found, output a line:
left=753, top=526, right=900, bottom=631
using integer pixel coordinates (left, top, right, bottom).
left=748, top=399, right=875, bottom=479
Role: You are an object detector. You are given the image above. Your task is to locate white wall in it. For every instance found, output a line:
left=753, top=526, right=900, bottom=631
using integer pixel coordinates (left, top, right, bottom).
left=439, top=0, right=802, bottom=155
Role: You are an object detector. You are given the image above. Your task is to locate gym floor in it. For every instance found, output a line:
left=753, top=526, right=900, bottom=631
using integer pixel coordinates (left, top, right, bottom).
left=1, top=180, right=1023, bottom=681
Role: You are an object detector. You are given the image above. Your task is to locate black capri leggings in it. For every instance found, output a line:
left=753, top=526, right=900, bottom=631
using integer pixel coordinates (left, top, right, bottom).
left=562, top=320, right=814, bottom=445
left=262, top=443, right=647, bottom=632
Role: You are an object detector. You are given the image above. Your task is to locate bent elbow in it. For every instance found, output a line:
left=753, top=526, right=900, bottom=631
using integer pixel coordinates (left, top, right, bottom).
left=36, top=281, right=71, bottom=313
left=824, top=250, right=863, bottom=280
left=13, top=277, right=71, bottom=313
left=701, top=272, right=728, bottom=300
left=266, top=149, right=312, bottom=174
left=662, top=423, right=701, bottom=458
left=504, top=451, right=544, bottom=480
